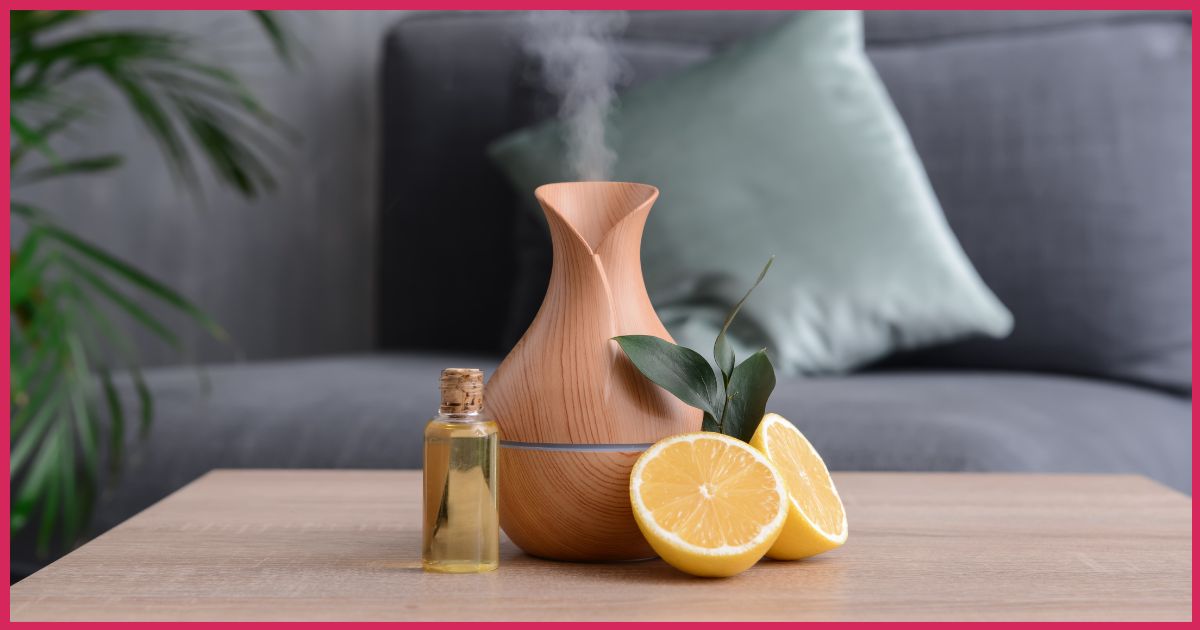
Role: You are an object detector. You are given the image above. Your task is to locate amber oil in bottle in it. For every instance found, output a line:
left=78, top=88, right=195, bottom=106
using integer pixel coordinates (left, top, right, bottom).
left=422, top=368, right=499, bottom=573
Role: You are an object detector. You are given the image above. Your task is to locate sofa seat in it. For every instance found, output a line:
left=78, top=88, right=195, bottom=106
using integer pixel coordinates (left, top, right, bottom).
left=96, top=353, right=1190, bottom=537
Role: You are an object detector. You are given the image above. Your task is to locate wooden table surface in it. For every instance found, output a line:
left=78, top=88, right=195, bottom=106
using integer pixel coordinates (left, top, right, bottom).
left=10, top=470, right=1192, bottom=621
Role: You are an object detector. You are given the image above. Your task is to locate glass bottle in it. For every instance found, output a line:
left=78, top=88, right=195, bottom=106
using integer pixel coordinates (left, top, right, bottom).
left=422, top=368, right=499, bottom=573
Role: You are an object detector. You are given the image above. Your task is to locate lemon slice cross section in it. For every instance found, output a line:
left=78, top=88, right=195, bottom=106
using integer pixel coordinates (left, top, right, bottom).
left=630, top=431, right=787, bottom=577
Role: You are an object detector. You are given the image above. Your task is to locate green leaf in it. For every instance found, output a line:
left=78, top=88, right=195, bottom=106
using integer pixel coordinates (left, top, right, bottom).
left=59, top=280, right=156, bottom=436
left=97, top=366, right=125, bottom=474
left=11, top=338, right=68, bottom=435
left=17, top=154, right=122, bottom=184
left=712, top=336, right=734, bottom=388
left=714, top=255, right=774, bottom=384
left=173, top=96, right=275, bottom=196
left=11, top=114, right=59, bottom=165
left=10, top=200, right=46, bottom=221
left=25, top=30, right=179, bottom=86
left=9, top=106, right=85, bottom=167
left=722, top=349, right=776, bottom=443
left=103, top=69, right=194, bottom=185
left=613, top=335, right=723, bottom=417
left=131, top=366, right=154, bottom=436
left=250, top=11, right=296, bottom=67
left=10, top=229, right=50, bottom=305
left=701, top=411, right=720, bottom=433
left=59, top=423, right=84, bottom=547
left=10, top=255, right=53, bottom=309
left=11, top=15, right=297, bottom=201
left=43, top=227, right=229, bottom=342
left=65, top=333, right=100, bottom=476
left=12, top=421, right=62, bottom=536
left=147, top=67, right=284, bottom=132
left=11, top=386, right=67, bottom=476
left=56, top=255, right=182, bottom=350
left=11, top=11, right=88, bottom=39
left=37, top=450, right=62, bottom=555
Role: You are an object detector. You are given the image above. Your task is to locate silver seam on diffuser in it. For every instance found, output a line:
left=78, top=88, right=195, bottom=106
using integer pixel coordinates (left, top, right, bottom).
left=499, top=440, right=654, bottom=452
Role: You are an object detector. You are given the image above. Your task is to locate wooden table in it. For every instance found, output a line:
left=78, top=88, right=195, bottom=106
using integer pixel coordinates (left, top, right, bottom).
left=10, top=470, right=1192, bottom=621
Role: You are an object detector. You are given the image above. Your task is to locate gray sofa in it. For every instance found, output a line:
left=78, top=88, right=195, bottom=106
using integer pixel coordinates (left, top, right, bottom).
left=23, top=11, right=1191, bottom=575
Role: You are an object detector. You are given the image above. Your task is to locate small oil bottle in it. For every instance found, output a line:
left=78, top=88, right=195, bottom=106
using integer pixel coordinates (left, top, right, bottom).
left=422, top=368, right=499, bottom=573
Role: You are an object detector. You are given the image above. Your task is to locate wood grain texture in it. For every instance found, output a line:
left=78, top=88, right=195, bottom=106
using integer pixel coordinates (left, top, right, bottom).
left=486, top=182, right=702, bottom=560
left=498, top=448, right=653, bottom=561
left=11, top=470, right=1191, bottom=622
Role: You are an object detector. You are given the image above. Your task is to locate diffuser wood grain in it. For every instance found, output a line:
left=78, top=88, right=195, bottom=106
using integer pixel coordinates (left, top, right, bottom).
left=498, top=448, right=654, bottom=561
left=486, top=182, right=702, bottom=560
left=11, top=470, right=1191, bottom=621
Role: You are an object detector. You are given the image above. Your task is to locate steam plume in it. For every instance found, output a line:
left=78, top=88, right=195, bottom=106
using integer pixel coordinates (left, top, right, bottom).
left=524, top=11, right=628, bottom=181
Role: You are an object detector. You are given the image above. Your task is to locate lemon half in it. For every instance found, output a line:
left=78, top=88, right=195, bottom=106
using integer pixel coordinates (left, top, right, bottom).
left=630, top=432, right=787, bottom=577
left=749, top=413, right=848, bottom=559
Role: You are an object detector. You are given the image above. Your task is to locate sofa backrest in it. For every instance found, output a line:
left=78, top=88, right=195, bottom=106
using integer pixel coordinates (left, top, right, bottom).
left=378, top=10, right=1191, bottom=391
left=869, top=11, right=1192, bottom=392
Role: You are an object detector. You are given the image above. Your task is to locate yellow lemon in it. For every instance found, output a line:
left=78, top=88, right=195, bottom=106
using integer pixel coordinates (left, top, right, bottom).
left=629, top=432, right=787, bottom=577
left=749, top=413, right=848, bottom=559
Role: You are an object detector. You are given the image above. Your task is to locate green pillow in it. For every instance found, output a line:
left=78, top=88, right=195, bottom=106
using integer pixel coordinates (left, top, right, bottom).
left=489, top=11, right=1012, bottom=374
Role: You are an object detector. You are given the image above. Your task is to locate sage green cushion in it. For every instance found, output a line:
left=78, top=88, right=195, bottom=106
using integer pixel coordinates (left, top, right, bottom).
left=489, top=11, right=1012, bottom=374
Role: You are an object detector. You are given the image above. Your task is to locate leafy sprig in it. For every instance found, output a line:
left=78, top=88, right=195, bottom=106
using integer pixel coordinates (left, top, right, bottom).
left=615, top=256, right=776, bottom=442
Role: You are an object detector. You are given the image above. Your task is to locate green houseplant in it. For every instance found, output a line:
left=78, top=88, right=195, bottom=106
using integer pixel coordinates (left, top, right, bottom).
left=10, top=10, right=296, bottom=553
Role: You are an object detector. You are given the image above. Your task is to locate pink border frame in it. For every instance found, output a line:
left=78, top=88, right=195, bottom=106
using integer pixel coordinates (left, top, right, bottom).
left=3, top=5, right=1196, bottom=627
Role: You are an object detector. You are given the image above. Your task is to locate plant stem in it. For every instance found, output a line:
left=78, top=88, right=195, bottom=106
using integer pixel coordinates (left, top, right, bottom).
left=717, top=392, right=734, bottom=435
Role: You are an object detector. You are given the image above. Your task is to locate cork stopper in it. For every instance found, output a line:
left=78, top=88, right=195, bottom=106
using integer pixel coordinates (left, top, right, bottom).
left=439, top=368, right=484, bottom=414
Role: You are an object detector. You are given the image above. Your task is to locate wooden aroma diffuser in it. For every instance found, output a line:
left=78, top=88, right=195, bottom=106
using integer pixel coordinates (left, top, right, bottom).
left=486, top=182, right=701, bottom=561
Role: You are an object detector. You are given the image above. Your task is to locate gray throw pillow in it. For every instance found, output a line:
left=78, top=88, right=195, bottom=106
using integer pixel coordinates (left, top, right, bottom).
left=489, top=11, right=1012, bottom=374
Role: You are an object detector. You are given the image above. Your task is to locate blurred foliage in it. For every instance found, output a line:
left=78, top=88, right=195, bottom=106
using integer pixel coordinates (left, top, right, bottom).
left=10, top=10, right=296, bottom=554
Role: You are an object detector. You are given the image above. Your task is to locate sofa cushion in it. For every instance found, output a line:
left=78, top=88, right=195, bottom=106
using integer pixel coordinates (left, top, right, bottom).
left=866, top=13, right=1192, bottom=392
left=778, top=371, right=1191, bottom=493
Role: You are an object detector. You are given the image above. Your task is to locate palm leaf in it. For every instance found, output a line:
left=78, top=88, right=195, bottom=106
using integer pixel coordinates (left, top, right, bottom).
left=10, top=200, right=44, bottom=220
left=11, top=11, right=88, bottom=39
left=58, top=424, right=84, bottom=548
left=65, top=333, right=101, bottom=476
left=12, top=421, right=62, bottom=537
left=56, top=255, right=183, bottom=350
left=12, top=351, right=64, bottom=436
left=97, top=366, right=125, bottom=474
left=9, top=106, right=84, bottom=166
left=251, top=11, right=297, bottom=66
left=131, top=366, right=154, bottom=436
left=63, top=287, right=155, bottom=437
left=10, top=114, right=59, bottom=164
left=9, top=9, right=294, bottom=553
left=103, top=69, right=194, bottom=186
left=10, top=293, right=72, bottom=434
left=61, top=285, right=138, bottom=472
left=43, top=226, right=229, bottom=341
left=35, top=447, right=62, bottom=555
left=11, top=387, right=67, bottom=476
left=16, top=154, right=122, bottom=184
left=10, top=229, right=50, bottom=304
